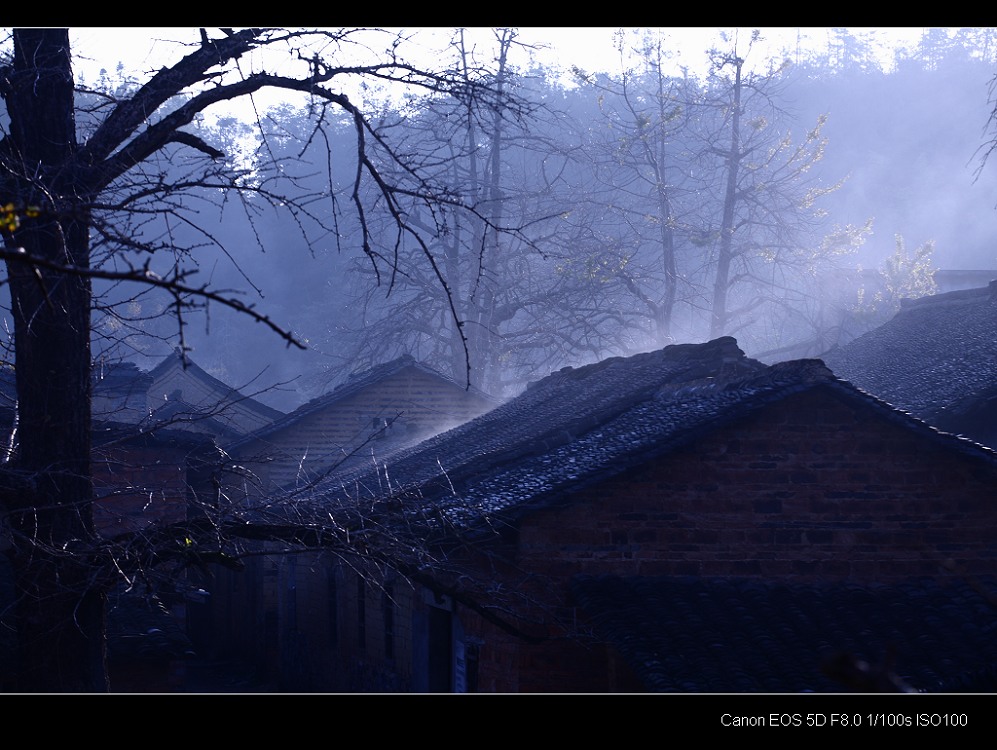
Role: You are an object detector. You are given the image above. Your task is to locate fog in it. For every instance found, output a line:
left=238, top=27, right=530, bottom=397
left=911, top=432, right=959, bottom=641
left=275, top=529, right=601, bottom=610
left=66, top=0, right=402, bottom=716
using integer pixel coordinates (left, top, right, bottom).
left=56, top=29, right=997, bottom=411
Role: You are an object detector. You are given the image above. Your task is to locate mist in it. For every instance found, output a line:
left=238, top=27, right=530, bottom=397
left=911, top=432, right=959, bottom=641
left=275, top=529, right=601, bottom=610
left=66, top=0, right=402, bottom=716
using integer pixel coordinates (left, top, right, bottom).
left=70, top=28, right=997, bottom=412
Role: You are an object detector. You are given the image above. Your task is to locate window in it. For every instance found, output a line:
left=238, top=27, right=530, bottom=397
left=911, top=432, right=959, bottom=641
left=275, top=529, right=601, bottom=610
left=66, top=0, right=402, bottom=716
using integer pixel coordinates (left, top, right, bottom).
left=327, top=570, right=338, bottom=648
left=357, top=576, right=366, bottom=654
left=464, top=641, right=480, bottom=693
left=428, top=605, right=452, bottom=692
left=382, top=582, right=395, bottom=662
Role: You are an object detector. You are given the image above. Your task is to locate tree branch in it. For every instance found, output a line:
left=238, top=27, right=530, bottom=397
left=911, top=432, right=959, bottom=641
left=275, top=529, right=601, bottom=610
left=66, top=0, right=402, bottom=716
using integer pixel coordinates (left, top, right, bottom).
left=167, top=131, right=225, bottom=159
left=0, top=245, right=305, bottom=349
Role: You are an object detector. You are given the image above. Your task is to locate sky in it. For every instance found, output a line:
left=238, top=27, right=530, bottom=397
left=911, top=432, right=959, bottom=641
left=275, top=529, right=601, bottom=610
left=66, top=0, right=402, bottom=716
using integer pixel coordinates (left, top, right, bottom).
left=68, top=27, right=934, bottom=84
left=64, top=27, right=935, bottom=123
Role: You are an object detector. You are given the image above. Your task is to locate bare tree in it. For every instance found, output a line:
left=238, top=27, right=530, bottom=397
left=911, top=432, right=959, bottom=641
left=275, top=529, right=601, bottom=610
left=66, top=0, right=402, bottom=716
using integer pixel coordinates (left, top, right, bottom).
left=569, top=31, right=700, bottom=350
left=0, top=27, right=519, bottom=692
left=692, top=32, right=870, bottom=348
left=553, top=30, right=868, bottom=359
left=978, top=65, right=997, bottom=186
left=321, top=29, right=574, bottom=397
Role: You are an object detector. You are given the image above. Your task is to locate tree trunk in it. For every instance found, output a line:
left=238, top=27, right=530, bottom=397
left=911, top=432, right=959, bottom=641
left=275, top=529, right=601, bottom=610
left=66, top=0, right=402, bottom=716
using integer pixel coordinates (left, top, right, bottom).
left=651, top=42, right=677, bottom=344
left=471, top=31, right=511, bottom=396
left=2, top=29, right=106, bottom=691
left=710, top=56, right=743, bottom=340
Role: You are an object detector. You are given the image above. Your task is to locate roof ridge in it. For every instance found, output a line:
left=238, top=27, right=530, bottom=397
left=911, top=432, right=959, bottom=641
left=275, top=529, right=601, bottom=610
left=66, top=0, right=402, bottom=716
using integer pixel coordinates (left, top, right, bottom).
left=147, top=350, right=284, bottom=420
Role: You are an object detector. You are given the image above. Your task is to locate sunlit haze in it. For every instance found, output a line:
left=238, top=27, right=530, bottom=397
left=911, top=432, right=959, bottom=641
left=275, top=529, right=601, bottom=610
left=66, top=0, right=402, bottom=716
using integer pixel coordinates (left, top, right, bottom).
left=36, top=27, right=997, bottom=409
left=69, top=27, right=930, bottom=81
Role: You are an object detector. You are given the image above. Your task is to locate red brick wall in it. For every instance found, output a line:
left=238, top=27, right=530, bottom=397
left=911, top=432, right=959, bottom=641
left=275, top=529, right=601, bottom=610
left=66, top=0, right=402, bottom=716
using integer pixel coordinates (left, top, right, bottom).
left=515, top=388, right=997, bottom=582
left=92, top=444, right=190, bottom=535
left=460, top=388, right=997, bottom=691
left=212, top=386, right=997, bottom=692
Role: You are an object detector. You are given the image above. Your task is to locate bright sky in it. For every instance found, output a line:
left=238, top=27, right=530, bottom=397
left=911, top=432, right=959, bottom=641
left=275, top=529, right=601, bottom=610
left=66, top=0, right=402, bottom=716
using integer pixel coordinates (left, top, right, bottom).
left=68, top=27, right=933, bottom=84
left=63, top=27, right=938, bottom=125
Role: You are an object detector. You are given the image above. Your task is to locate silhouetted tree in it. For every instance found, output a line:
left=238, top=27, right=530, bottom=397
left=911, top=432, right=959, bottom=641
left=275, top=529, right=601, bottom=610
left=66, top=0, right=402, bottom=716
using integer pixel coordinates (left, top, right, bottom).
left=0, top=27, right=518, bottom=692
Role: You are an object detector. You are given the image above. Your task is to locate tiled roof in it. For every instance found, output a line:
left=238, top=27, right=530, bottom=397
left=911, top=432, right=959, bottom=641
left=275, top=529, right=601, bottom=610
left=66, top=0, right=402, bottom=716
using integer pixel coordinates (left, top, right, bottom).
left=147, top=349, right=285, bottom=423
left=570, top=574, right=997, bottom=693
left=319, top=336, right=997, bottom=535
left=232, top=355, right=494, bottom=446
left=143, top=397, right=242, bottom=441
left=92, top=360, right=154, bottom=396
left=91, top=419, right=219, bottom=450
left=821, top=282, right=997, bottom=431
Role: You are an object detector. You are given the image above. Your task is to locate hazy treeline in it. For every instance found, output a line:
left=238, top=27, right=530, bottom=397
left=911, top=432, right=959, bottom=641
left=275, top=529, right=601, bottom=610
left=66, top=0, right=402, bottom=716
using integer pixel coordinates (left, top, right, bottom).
left=75, top=28, right=997, bottom=408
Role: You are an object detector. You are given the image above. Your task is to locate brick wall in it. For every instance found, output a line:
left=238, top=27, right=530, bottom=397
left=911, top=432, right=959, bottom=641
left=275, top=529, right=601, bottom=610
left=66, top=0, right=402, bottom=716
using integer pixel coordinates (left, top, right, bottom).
left=211, top=386, right=997, bottom=692
left=91, top=443, right=189, bottom=535
left=514, top=388, right=997, bottom=582
left=458, top=388, right=997, bottom=691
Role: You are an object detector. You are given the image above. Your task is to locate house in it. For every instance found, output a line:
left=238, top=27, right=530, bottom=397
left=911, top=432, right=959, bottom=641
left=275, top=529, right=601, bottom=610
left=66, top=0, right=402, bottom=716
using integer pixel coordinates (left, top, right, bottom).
left=89, top=349, right=285, bottom=441
left=1, top=352, right=285, bottom=689
left=86, top=351, right=286, bottom=533
left=933, top=269, right=997, bottom=294
left=0, top=354, right=248, bottom=537
left=821, top=280, right=997, bottom=449
left=142, top=349, right=285, bottom=439
left=91, top=360, right=154, bottom=425
left=84, top=350, right=287, bottom=537
left=198, top=355, right=497, bottom=682
left=202, top=335, right=997, bottom=692
left=91, top=422, right=221, bottom=536
left=754, top=267, right=997, bottom=362
left=224, top=354, right=497, bottom=498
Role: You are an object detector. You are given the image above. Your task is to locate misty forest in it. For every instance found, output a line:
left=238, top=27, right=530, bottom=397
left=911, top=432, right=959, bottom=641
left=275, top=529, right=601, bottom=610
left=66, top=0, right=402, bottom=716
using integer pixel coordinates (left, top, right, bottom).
left=72, top=27, right=997, bottom=406
left=2, top=27, right=997, bottom=694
